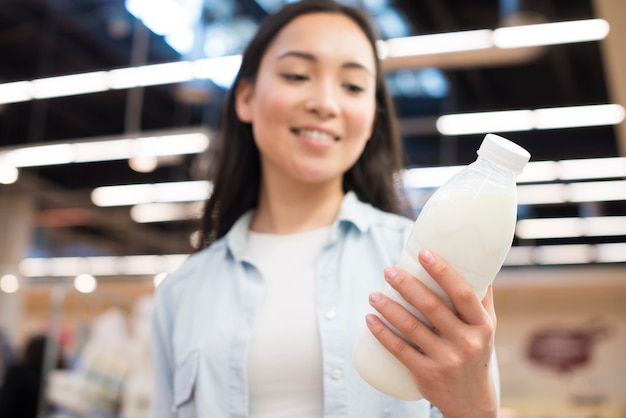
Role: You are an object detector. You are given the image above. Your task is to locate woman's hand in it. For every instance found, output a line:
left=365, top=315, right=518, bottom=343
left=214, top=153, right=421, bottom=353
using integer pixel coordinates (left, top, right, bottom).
left=365, top=249, right=498, bottom=418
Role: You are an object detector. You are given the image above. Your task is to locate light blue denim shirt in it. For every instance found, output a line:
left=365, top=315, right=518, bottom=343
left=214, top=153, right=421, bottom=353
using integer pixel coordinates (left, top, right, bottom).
left=150, top=192, right=449, bottom=418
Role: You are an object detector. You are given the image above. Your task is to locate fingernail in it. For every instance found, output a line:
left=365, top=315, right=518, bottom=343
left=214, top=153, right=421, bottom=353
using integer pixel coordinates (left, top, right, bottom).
left=419, top=249, right=435, bottom=265
left=384, top=266, right=398, bottom=282
left=369, top=291, right=382, bottom=303
left=365, top=314, right=378, bottom=326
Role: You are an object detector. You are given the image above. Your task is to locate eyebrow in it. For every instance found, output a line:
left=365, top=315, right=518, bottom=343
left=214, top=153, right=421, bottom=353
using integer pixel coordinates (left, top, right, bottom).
left=276, top=50, right=372, bottom=75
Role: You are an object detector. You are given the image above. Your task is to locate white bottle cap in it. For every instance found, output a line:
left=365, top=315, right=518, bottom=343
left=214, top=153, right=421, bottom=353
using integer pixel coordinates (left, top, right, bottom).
left=477, top=133, right=531, bottom=174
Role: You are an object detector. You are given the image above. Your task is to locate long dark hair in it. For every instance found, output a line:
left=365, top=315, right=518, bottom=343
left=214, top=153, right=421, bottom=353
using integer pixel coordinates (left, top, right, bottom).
left=197, top=0, right=405, bottom=250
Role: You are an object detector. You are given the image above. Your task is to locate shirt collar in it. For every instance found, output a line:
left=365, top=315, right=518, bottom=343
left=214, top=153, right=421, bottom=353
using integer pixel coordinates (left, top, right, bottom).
left=225, top=191, right=373, bottom=261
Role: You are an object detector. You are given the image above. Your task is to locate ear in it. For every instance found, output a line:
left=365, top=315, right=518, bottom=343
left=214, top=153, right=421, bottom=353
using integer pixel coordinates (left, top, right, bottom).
left=234, top=80, right=254, bottom=123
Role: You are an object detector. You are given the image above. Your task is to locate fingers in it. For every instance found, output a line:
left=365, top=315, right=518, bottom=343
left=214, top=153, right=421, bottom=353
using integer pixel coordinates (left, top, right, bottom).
left=380, top=266, right=458, bottom=338
left=367, top=289, right=439, bottom=357
left=417, top=249, right=488, bottom=326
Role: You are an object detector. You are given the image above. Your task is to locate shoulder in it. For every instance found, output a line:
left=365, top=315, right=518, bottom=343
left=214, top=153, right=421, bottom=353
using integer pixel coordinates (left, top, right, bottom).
left=153, top=239, right=228, bottom=305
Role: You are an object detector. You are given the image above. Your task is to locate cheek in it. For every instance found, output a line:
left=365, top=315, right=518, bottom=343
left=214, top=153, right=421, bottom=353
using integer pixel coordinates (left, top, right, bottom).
left=347, top=103, right=377, bottom=142
left=253, top=84, right=293, bottom=121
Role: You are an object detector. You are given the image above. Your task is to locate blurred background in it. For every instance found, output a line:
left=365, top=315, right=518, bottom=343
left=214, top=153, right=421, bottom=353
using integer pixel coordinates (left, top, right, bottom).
left=0, top=0, right=624, bottom=417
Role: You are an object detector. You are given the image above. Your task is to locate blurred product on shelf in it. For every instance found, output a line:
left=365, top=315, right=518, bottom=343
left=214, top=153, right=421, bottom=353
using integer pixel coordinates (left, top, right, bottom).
left=46, top=296, right=154, bottom=418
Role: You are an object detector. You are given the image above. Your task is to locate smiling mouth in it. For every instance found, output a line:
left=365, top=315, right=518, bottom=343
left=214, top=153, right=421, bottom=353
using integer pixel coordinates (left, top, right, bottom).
left=293, top=128, right=340, bottom=142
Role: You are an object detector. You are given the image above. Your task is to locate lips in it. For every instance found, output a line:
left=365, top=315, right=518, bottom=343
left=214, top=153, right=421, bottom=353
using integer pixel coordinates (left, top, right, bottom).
left=292, top=128, right=340, bottom=143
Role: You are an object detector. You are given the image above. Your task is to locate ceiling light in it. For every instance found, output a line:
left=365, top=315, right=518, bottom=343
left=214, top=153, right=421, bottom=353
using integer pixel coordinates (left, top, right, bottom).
left=0, top=81, right=32, bottom=104
left=516, top=216, right=626, bottom=239
left=567, top=180, right=626, bottom=202
left=558, top=157, right=626, bottom=180
left=0, top=274, right=19, bottom=294
left=384, top=29, right=493, bottom=57
left=533, top=244, right=594, bottom=265
left=74, top=273, right=97, bottom=293
left=493, top=19, right=609, bottom=48
left=128, top=156, right=158, bottom=173
left=436, top=110, right=534, bottom=135
left=32, top=72, right=109, bottom=99
left=436, top=104, right=625, bottom=135
left=517, top=184, right=566, bottom=205
left=109, top=61, right=193, bottom=89
left=192, top=55, right=242, bottom=89
left=0, top=164, right=19, bottom=184
left=534, top=104, right=625, bottom=129
left=2, top=144, right=75, bottom=167
left=403, top=165, right=463, bottom=188
left=596, top=243, right=626, bottom=263
left=516, top=218, right=583, bottom=239
left=0, top=129, right=209, bottom=168
left=20, top=254, right=188, bottom=277
left=517, top=160, right=558, bottom=182
left=91, top=180, right=211, bottom=206
left=130, top=202, right=203, bottom=223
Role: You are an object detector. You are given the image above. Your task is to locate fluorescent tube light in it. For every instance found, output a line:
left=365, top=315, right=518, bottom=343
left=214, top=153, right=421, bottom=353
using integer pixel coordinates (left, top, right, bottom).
left=516, top=216, right=626, bottom=239
left=534, top=104, right=625, bottom=129
left=192, top=55, right=242, bottom=88
left=0, top=81, right=32, bottom=104
left=558, top=157, right=626, bottom=180
left=436, top=110, right=534, bottom=135
left=516, top=218, right=583, bottom=239
left=568, top=180, right=626, bottom=202
left=73, top=139, right=135, bottom=162
left=32, top=72, right=109, bottom=99
left=596, top=243, right=626, bottom=263
left=533, top=244, right=594, bottom=265
left=517, top=160, right=558, bottom=183
left=130, top=202, right=203, bottom=223
left=19, top=254, right=188, bottom=277
left=2, top=144, right=75, bottom=167
left=403, top=165, right=463, bottom=188
left=0, top=130, right=209, bottom=167
left=91, top=180, right=211, bottom=207
left=133, top=133, right=209, bottom=157
left=110, top=61, right=194, bottom=89
left=517, top=184, right=567, bottom=205
left=493, top=19, right=609, bottom=48
left=436, top=104, right=625, bottom=135
left=384, top=29, right=493, bottom=57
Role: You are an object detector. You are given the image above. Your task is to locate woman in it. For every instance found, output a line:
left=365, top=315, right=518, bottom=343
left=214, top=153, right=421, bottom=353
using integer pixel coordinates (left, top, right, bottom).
left=150, top=1, right=499, bottom=417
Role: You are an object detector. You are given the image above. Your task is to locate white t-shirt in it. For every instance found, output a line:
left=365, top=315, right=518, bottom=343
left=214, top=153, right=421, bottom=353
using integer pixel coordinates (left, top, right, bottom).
left=246, top=227, right=331, bottom=418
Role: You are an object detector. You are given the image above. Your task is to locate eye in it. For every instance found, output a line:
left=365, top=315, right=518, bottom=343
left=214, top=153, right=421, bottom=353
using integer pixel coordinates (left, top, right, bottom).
left=281, top=73, right=309, bottom=82
left=343, top=83, right=365, bottom=93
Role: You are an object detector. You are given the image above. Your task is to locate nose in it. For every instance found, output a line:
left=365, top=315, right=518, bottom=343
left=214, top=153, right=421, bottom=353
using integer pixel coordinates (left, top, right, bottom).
left=305, top=82, right=340, bottom=118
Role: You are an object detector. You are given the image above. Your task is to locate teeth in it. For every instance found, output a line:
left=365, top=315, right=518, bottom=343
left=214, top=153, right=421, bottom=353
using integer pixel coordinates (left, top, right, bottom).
left=298, top=129, right=336, bottom=142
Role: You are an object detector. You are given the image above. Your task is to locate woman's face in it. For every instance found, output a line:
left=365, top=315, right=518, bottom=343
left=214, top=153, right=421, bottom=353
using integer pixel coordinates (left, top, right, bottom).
left=235, top=12, right=377, bottom=188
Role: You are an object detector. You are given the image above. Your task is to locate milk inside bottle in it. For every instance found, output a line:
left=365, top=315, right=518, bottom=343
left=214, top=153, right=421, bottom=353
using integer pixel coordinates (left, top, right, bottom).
left=352, top=133, right=531, bottom=400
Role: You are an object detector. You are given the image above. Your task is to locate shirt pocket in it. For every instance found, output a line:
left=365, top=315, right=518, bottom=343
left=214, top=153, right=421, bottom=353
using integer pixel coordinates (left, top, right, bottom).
left=173, top=350, right=198, bottom=417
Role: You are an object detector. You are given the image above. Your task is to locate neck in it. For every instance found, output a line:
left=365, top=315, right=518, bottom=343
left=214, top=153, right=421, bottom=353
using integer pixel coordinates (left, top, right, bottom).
left=251, top=177, right=345, bottom=234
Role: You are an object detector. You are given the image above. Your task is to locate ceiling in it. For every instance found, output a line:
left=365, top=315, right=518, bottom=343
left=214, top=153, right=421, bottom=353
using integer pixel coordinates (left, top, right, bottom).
left=0, top=0, right=624, bottom=263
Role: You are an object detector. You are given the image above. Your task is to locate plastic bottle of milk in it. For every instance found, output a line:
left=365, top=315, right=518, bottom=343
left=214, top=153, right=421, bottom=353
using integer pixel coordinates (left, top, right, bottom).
left=352, top=133, right=531, bottom=400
